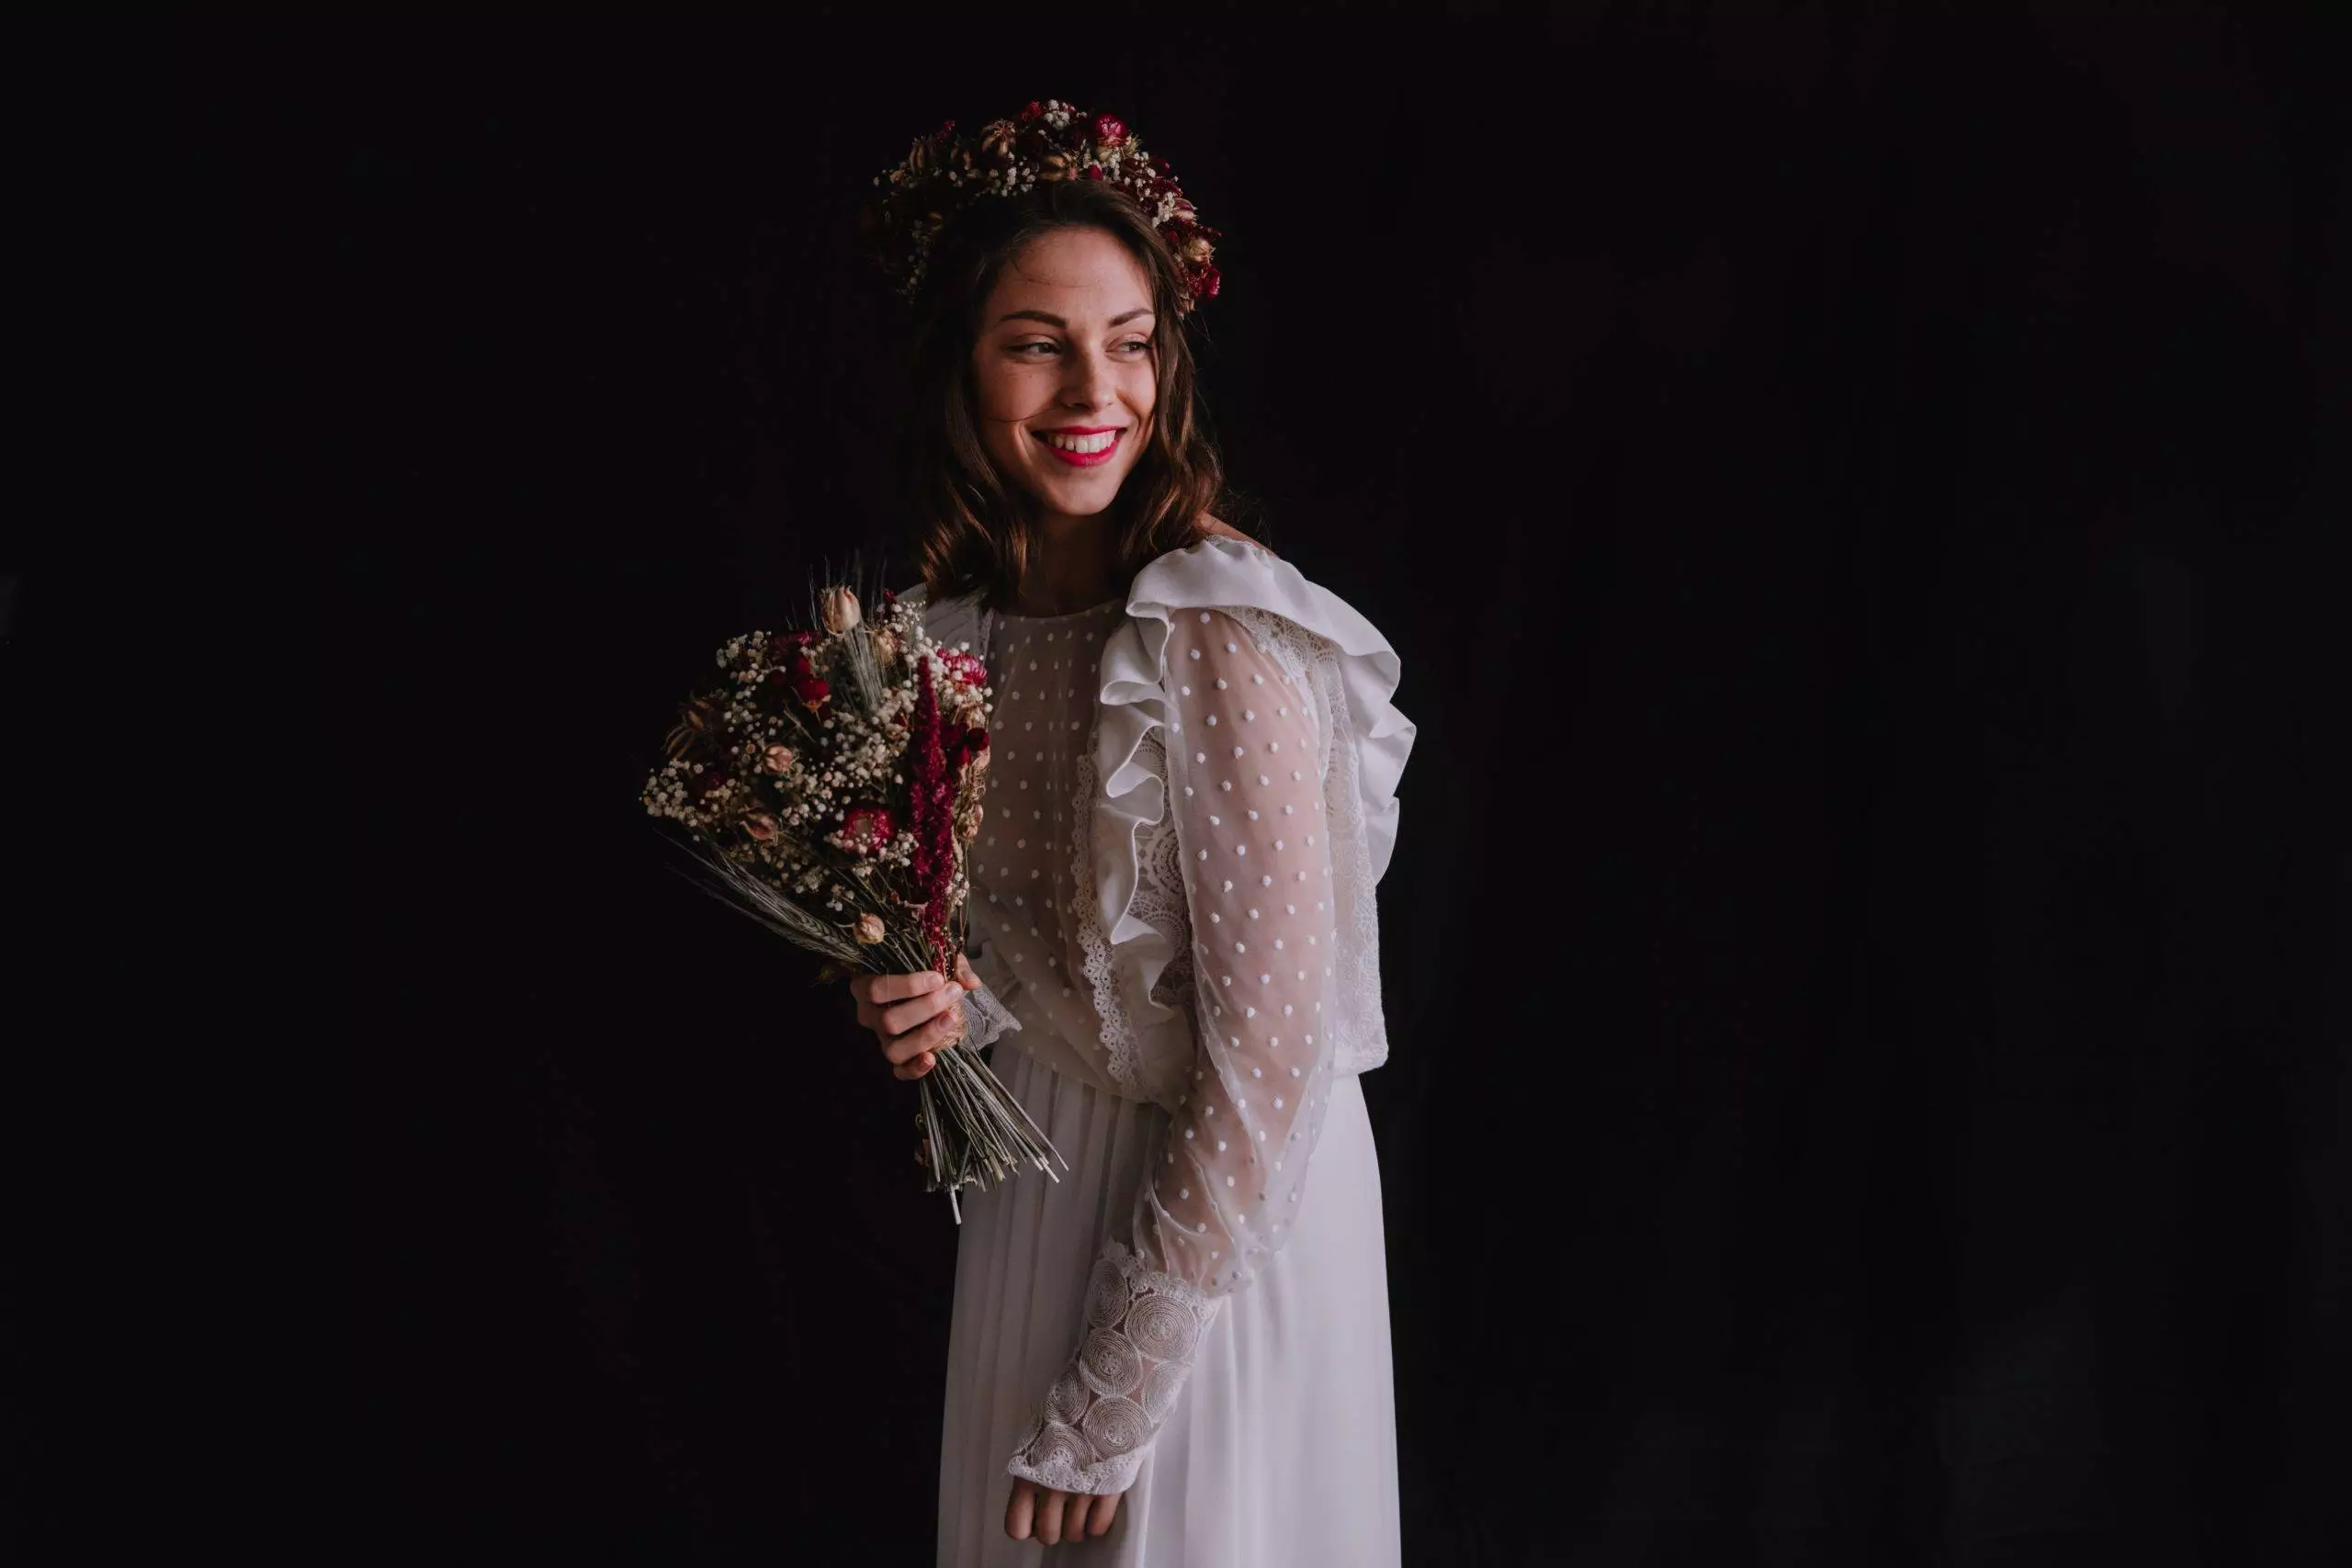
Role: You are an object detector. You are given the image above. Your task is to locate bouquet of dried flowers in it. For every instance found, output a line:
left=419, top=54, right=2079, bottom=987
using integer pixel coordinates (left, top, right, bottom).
left=641, top=582, right=1064, bottom=1219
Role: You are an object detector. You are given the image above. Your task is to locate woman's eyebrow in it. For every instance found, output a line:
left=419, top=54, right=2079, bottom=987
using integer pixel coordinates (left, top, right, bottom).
left=996, top=307, right=1157, bottom=327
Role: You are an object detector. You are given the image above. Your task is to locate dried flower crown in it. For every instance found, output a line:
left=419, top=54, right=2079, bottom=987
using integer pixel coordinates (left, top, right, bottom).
left=864, top=98, right=1223, bottom=313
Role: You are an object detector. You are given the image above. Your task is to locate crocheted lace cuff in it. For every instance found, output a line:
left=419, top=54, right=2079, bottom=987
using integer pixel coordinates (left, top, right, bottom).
left=1004, top=1236, right=1222, bottom=1495
left=957, top=984, right=1021, bottom=1050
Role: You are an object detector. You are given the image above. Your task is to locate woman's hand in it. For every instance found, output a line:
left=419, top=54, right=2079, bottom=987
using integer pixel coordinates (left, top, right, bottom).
left=850, top=954, right=981, bottom=1080
left=1006, top=1478, right=1124, bottom=1545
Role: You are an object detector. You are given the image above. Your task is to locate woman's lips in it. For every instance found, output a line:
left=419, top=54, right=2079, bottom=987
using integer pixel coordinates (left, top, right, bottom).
left=1034, top=428, right=1125, bottom=468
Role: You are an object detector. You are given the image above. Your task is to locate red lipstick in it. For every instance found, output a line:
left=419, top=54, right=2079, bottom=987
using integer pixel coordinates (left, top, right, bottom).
left=1033, top=426, right=1125, bottom=468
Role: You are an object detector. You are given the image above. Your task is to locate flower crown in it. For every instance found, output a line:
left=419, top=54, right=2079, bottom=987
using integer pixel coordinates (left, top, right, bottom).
left=864, top=99, right=1223, bottom=313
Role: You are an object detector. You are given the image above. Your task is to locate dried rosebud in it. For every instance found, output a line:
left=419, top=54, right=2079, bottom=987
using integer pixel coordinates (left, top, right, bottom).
left=842, top=806, right=894, bottom=851
left=763, top=744, right=795, bottom=773
left=744, top=812, right=778, bottom=841
left=820, top=586, right=862, bottom=635
left=854, top=913, right=886, bottom=945
left=1017, top=100, right=1044, bottom=123
left=939, top=649, right=987, bottom=688
left=1181, top=234, right=1214, bottom=265
left=871, top=628, right=899, bottom=661
left=1038, top=151, right=1073, bottom=182
left=979, top=120, right=1017, bottom=167
left=1091, top=113, right=1127, bottom=147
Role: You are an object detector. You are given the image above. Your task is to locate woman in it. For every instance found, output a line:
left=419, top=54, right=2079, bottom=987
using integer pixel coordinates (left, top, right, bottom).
left=848, top=102, right=1413, bottom=1564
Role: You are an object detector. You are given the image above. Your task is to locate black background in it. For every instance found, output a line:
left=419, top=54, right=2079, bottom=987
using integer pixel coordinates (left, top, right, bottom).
left=8, top=4, right=2348, bottom=1563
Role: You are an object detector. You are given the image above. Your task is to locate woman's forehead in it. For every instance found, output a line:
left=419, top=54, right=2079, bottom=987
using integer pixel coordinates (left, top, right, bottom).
left=991, top=231, right=1153, bottom=317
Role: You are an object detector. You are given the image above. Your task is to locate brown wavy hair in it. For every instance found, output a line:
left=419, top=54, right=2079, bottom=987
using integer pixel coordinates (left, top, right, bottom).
left=897, top=178, right=1238, bottom=609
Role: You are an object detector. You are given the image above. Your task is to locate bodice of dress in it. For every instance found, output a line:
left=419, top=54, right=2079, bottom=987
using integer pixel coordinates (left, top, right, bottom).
left=962, top=599, right=1134, bottom=1098
left=914, top=536, right=1417, bottom=1497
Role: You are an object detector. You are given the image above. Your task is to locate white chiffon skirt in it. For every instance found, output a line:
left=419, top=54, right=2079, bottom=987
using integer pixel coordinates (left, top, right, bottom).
left=936, top=1043, right=1402, bottom=1567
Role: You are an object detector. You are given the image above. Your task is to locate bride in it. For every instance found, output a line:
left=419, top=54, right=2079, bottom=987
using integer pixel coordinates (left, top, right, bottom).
left=847, top=101, right=1413, bottom=1564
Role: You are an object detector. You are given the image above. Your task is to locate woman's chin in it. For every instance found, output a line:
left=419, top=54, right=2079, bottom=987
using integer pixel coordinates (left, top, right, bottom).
left=1024, top=469, right=1133, bottom=518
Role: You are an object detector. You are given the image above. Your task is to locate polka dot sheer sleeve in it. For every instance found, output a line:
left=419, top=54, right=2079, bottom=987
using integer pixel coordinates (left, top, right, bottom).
left=1007, top=609, right=1344, bottom=1495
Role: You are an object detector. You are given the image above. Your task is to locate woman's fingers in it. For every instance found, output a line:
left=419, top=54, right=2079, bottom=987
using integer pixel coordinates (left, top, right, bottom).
left=856, top=969, right=949, bottom=1008
left=853, top=970, right=962, bottom=1080
left=954, top=952, right=979, bottom=989
left=882, top=993, right=966, bottom=1064
left=1002, top=1477, right=1122, bottom=1543
left=881, top=1010, right=957, bottom=1066
left=853, top=970, right=944, bottom=1033
left=880, top=977, right=962, bottom=1038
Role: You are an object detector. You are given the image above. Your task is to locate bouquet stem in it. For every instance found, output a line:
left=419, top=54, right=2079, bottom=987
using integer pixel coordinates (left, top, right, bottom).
left=914, top=1036, right=1068, bottom=1222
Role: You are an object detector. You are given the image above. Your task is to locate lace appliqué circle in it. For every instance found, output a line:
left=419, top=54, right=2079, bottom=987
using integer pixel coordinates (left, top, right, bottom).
left=1122, top=1293, right=1200, bottom=1360
left=1080, top=1327, right=1144, bottom=1397
left=1080, top=1395, right=1150, bottom=1457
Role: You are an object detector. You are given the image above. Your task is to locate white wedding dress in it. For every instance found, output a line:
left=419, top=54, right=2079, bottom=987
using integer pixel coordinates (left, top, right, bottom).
left=915, top=536, right=1414, bottom=1566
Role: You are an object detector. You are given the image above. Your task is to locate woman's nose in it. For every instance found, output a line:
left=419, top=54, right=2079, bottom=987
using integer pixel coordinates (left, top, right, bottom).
left=1061, top=355, right=1115, bottom=410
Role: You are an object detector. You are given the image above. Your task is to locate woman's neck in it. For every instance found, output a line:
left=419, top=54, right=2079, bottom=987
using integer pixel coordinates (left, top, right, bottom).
left=1011, top=509, right=1124, bottom=616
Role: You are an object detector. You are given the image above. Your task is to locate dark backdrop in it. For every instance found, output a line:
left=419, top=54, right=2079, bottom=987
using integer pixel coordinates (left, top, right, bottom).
left=10, top=4, right=2348, bottom=1564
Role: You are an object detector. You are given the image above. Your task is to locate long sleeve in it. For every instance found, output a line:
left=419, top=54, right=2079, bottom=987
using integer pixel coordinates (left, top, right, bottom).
left=1007, top=607, right=1345, bottom=1494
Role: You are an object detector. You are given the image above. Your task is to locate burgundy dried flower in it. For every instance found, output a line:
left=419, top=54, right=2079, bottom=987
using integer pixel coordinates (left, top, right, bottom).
left=906, top=655, right=962, bottom=971
left=786, top=656, right=831, bottom=713
left=842, top=807, right=894, bottom=851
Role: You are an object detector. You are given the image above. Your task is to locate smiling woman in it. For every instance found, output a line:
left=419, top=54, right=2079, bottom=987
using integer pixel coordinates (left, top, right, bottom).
left=971, top=233, right=1161, bottom=573
left=847, top=102, right=1412, bottom=1567
left=898, top=175, right=1231, bottom=620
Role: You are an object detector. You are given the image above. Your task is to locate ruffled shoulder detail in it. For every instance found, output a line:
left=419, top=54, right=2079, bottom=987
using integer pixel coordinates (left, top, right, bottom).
left=1101, top=536, right=1413, bottom=880
left=1074, top=536, right=1413, bottom=1090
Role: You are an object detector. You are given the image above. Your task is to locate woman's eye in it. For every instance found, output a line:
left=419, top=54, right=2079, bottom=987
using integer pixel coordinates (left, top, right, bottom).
left=1012, top=342, right=1058, bottom=357
left=1116, top=338, right=1152, bottom=355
